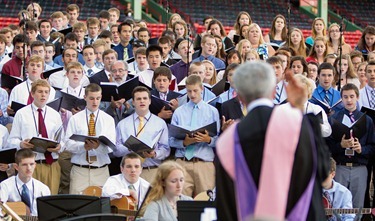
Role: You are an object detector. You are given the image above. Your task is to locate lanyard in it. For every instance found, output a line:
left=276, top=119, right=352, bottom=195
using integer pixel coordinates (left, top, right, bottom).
left=15, top=177, right=35, bottom=211
left=132, top=114, right=152, bottom=137
left=31, top=105, right=47, bottom=137
left=67, top=87, right=83, bottom=97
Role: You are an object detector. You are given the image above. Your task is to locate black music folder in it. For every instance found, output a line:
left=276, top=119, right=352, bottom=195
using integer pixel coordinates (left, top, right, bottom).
left=168, top=122, right=217, bottom=140
left=42, top=67, right=64, bottom=79
left=360, top=106, right=375, bottom=123
left=330, top=113, right=367, bottom=140
left=1, top=74, right=23, bottom=90
left=57, top=91, right=86, bottom=111
left=29, top=137, right=59, bottom=153
left=69, top=134, right=116, bottom=150
left=100, top=76, right=139, bottom=102
left=124, top=130, right=163, bottom=157
left=310, top=97, right=342, bottom=114
left=0, top=148, right=17, bottom=164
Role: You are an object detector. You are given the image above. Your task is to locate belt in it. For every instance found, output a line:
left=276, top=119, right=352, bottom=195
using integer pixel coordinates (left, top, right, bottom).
left=143, top=166, right=158, bottom=169
left=176, top=157, right=204, bottom=163
left=36, top=159, right=57, bottom=164
left=72, top=163, right=108, bottom=169
left=337, top=162, right=364, bottom=167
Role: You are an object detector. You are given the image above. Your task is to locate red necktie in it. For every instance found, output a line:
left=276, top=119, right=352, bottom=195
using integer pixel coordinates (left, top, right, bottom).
left=38, top=108, right=53, bottom=164
left=27, top=92, right=33, bottom=105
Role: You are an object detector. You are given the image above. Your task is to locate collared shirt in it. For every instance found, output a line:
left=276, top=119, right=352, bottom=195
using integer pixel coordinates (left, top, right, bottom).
left=8, top=79, right=56, bottom=106
left=323, top=180, right=355, bottom=221
left=0, top=176, right=51, bottom=216
left=328, top=108, right=375, bottom=165
left=304, top=101, right=332, bottom=138
left=170, top=60, right=190, bottom=84
left=64, top=108, right=116, bottom=167
left=169, top=100, right=220, bottom=161
left=45, top=61, right=62, bottom=69
left=2, top=56, right=23, bottom=78
left=218, top=87, right=235, bottom=103
left=192, top=55, right=226, bottom=70
left=61, top=85, right=85, bottom=98
left=83, top=64, right=101, bottom=77
left=48, top=70, right=90, bottom=89
left=312, top=85, right=341, bottom=106
left=138, top=69, right=178, bottom=91
left=113, top=43, right=133, bottom=61
left=8, top=103, right=63, bottom=160
left=273, top=80, right=288, bottom=104
left=247, top=98, right=274, bottom=113
left=359, top=84, right=375, bottom=109
left=101, top=174, right=150, bottom=208
left=114, top=111, right=170, bottom=167
left=53, top=54, right=85, bottom=66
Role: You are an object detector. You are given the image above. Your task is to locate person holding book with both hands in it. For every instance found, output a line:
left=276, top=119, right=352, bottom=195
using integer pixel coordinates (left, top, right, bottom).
left=113, top=86, right=170, bottom=183
left=169, top=75, right=220, bottom=197
left=7, top=79, right=63, bottom=195
left=64, top=83, right=116, bottom=194
left=326, top=83, right=375, bottom=209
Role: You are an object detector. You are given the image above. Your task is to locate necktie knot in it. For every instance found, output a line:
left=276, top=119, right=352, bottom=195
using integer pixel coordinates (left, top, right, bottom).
left=90, top=113, right=95, bottom=118
left=128, top=184, right=135, bottom=190
left=37, top=108, right=42, bottom=113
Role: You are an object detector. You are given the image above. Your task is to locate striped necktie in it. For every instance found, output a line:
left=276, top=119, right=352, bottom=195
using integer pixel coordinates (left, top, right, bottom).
left=123, top=48, right=129, bottom=60
left=370, top=90, right=375, bottom=109
left=324, top=90, right=330, bottom=105
left=275, top=85, right=280, bottom=103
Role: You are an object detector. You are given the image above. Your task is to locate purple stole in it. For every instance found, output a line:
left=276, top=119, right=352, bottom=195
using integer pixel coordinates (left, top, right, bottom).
left=217, top=105, right=318, bottom=221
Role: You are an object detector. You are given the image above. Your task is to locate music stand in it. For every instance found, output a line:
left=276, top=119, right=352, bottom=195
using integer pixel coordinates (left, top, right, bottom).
left=37, top=195, right=111, bottom=221
left=177, top=201, right=215, bottom=221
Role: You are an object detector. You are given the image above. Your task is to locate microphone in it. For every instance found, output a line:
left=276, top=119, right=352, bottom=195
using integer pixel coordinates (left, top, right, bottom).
left=340, top=16, right=345, bottom=33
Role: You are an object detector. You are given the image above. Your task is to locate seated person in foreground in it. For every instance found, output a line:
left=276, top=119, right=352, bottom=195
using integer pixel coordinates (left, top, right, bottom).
left=102, top=153, right=150, bottom=208
left=0, top=149, right=50, bottom=216
left=322, top=157, right=354, bottom=221
left=142, top=161, right=193, bottom=221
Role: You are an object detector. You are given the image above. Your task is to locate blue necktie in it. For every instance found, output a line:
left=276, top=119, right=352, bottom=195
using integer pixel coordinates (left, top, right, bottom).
left=185, top=104, right=198, bottom=160
left=275, top=85, right=280, bottom=103
left=87, top=69, right=94, bottom=77
left=21, top=184, right=31, bottom=208
left=324, top=90, right=331, bottom=105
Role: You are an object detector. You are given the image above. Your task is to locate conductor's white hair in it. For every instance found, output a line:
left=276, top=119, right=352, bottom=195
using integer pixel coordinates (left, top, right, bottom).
left=233, top=61, right=276, bottom=104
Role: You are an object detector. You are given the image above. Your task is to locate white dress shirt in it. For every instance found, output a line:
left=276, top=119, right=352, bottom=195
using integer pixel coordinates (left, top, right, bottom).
left=138, top=69, right=178, bottom=91
left=7, top=104, right=63, bottom=160
left=273, top=80, right=288, bottom=105
left=48, top=70, right=90, bottom=89
left=359, top=85, right=375, bottom=110
left=64, top=108, right=116, bottom=167
left=8, top=79, right=56, bottom=106
left=304, top=101, right=332, bottom=137
left=0, top=124, right=9, bottom=148
left=102, top=174, right=150, bottom=207
left=0, top=175, right=50, bottom=216
left=83, top=64, right=102, bottom=77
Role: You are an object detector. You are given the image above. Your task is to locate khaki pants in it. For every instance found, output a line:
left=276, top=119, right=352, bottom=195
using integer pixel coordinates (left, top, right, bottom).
left=140, top=167, right=158, bottom=183
left=33, top=161, right=61, bottom=195
left=58, top=150, right=72, bottom=194
left=176, top=159, right=215, bottom=197
left=69, top=165, right=109, bottom=194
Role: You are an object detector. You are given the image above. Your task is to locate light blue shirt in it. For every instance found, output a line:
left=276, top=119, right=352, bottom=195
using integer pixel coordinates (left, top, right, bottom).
left=218, top=87, right=235, bottom=103
left=0, top=87, right=9, bottom=126
left=192, top=55, right=225, bottom=70
left=113, top=111, right=170, bottom=167
left=323, top=180, right=354, bottom=221
left=169, top=100, right=220, bottom=161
